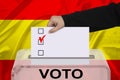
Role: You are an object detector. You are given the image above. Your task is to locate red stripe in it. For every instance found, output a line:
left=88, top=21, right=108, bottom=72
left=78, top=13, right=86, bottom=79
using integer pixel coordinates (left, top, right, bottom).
left=0, top=60, right=14, bottom=80
left=0, top=0, right=120, bottom=19
left=107, top=60, right=120, bottom=80
left=0, top=60, right=120, bottom=80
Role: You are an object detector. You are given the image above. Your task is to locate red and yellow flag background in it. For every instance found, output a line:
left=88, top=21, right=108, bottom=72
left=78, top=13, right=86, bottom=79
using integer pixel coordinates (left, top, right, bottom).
left=0, top=0, right=120, bottom=80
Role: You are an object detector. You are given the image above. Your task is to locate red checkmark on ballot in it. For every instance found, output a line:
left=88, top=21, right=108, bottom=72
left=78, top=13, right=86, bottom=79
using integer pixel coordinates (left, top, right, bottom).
left=39, top=35, right=46, bottom=43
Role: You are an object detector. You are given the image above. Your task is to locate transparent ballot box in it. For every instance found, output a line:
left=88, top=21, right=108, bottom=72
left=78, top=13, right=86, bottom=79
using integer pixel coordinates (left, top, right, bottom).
left=12, top=49, right=110, bottom=80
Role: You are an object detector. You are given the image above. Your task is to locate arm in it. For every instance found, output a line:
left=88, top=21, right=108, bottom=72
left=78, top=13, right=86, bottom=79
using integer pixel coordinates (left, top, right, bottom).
left=62, top=3, right=120, bottom=32
left=48, top=3, right=120, bottom=33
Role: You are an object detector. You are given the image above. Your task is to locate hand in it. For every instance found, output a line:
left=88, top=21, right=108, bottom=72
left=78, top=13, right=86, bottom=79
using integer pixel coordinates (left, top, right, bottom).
left=47, top=16, right=65, bottom=33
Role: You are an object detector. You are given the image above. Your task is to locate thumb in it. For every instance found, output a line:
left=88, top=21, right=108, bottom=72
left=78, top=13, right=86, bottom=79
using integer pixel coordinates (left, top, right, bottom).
left=49, top=24, right=63, bottom=33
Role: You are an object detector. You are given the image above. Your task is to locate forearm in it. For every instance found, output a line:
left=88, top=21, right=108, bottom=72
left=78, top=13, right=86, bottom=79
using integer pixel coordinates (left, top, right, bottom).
left=62, top=3, right=120, bottom=32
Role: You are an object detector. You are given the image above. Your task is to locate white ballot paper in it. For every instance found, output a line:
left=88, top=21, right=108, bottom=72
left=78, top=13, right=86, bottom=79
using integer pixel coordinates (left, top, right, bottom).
left=31, top=27, right=89, bottom=65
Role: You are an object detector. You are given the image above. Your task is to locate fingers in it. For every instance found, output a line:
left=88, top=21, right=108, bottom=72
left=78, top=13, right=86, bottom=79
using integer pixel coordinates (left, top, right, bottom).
left=49, top=24, right=63, bottom=33
left=48, top=16, right=65, bottom=33
left=47, top=20, right=54, bottom=27
left=47, top=16, right=56, bottom=27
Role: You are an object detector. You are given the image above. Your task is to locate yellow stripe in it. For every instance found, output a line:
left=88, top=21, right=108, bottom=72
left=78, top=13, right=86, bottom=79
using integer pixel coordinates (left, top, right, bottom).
left=0, top=20, right=120, bottom=60
left=0, top=20, right=48, bottom=60
left=90, top=27, right=120, bottom=60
